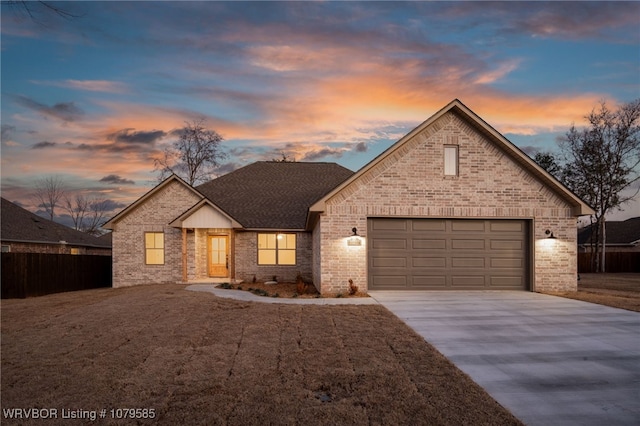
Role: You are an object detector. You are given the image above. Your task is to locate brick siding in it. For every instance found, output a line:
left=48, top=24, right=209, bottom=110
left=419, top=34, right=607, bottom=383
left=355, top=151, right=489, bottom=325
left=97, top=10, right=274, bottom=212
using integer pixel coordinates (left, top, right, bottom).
left=111, top=180, right=202, bottom=287
left=111, top=178, right=315, bottom=287
left=234, top=231, right=313, bottom=283
left=318, top=111, right=579, bottom=295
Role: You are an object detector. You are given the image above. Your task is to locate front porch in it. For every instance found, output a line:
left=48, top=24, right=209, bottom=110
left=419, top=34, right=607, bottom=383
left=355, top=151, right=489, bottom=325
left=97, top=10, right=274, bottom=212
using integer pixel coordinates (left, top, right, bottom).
left=169, top=198, right=243, bottom=283
left=180, top=227, right=237, bottom=283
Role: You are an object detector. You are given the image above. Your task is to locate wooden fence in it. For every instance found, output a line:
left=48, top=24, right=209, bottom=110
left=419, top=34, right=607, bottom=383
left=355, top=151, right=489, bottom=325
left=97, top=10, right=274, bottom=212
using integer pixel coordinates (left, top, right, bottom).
left=1, top=253, right=112, bottom=299
left=578, top=252, right=640, bottom=273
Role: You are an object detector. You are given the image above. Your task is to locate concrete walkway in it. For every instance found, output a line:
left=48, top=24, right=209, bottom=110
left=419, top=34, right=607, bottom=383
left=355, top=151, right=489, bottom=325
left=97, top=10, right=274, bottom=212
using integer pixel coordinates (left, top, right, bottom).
left=369, top=291, right=640, bottom=426
left=186, top=284, right=378, bottom=304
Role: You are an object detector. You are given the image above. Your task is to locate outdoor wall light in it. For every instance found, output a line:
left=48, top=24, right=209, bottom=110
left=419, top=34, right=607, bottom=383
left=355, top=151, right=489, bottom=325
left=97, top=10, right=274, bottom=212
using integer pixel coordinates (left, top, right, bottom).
left=545, top=229, right=557, bottom=239
left=347, top=227, right=362, bottom=246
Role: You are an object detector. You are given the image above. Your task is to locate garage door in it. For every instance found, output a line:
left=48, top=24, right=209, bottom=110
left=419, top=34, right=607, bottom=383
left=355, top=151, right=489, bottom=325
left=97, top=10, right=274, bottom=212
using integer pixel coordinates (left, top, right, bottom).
left=368, top=219, right=528, bottom=290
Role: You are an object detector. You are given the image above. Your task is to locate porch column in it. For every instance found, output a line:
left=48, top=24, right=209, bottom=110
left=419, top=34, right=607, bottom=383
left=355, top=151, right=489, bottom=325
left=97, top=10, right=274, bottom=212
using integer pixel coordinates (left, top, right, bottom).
left=182, top=228, right=187, bottom=282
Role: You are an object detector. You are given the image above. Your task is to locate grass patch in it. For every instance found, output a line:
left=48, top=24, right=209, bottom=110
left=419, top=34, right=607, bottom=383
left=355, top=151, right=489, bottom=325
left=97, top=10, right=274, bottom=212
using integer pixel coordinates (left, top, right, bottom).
left=544, top=273, right=640, bottom=312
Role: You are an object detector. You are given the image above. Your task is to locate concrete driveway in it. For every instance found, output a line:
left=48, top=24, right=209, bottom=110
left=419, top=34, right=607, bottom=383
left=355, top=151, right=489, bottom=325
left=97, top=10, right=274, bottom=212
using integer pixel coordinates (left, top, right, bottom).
left=369, top=291, right=640, bottom=426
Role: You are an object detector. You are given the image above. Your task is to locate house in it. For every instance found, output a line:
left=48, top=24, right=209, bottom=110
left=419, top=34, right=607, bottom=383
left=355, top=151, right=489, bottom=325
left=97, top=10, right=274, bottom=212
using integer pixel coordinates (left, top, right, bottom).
left=104, top=99, right=593, bottom=294
left=1, top=197, right=112, bottom=255
left=103, top=162, right=353, bottom=287
left=578, top=217, right=640, bottom=252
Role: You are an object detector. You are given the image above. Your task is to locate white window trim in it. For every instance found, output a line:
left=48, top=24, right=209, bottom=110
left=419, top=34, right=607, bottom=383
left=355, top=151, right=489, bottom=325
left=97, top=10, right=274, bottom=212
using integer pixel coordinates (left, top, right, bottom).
left=444, top=145, right=459, bottom=176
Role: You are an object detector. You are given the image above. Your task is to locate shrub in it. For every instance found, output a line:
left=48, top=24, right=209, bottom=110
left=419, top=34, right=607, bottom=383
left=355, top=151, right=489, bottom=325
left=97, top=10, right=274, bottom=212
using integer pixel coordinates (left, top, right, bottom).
left=296, top=273, right=307, bottom=294
left=251, top=288, right=269, bottom=297
left=348, top=279, right=358, bottom=296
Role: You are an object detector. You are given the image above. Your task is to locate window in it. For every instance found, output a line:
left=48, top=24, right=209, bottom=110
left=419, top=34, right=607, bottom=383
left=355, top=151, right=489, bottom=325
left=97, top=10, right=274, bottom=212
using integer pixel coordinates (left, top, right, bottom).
left=145, top=232, right=164, bottom=265
left=70, top=248, right=80, bottom=255
left=258, top=233, right=296, bottom=265
left=1, top=245, right=10, bottom=253
left=444, top=145, right=458, bottom=176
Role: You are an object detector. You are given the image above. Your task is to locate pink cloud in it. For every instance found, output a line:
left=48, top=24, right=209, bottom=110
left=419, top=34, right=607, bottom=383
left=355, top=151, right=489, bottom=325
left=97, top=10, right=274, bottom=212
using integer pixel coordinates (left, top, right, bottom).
left=473, top=59, right=523, bottom=85
left=60, top=79, right=129, bottom=94
left=30, top=79, right=128, bottom=93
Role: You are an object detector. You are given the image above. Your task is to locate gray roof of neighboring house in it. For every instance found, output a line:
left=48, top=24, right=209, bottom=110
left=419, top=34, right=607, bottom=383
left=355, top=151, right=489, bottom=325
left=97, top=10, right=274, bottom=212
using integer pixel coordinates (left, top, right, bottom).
left=1, top=197, right=112, bottom=248
left=578, top=217, right=640, bottom=246
left=197, top=161, right=354, bottom=229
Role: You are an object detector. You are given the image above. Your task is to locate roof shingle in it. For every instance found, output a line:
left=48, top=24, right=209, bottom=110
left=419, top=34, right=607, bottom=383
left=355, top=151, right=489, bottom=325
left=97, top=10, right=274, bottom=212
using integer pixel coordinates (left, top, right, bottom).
left=196, top=162, right=354, bottom=229
left=1, top=197, right=111, bottom=248
left=578, top=217, right=640, bottom=246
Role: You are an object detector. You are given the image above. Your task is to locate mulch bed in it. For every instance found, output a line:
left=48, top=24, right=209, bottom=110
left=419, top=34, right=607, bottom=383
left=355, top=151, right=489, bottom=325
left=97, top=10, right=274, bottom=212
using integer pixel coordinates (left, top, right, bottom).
left=1, top=284, right=521, bottom=425
left=217, top=281, right=368, bottom=298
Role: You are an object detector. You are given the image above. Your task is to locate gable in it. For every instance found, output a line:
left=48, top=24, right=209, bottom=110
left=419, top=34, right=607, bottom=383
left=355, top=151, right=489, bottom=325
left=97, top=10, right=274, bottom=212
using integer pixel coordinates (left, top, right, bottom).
left=312, top=99, right=594, bottom=217
left=103, top=175, right=204, bottom=230
left=169, top=200, right=242, bottom=228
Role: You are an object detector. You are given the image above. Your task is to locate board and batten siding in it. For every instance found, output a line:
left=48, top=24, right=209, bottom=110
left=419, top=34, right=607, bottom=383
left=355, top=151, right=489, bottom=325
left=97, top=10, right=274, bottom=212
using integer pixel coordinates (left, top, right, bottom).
left=182, top=205, right=233, bottom=229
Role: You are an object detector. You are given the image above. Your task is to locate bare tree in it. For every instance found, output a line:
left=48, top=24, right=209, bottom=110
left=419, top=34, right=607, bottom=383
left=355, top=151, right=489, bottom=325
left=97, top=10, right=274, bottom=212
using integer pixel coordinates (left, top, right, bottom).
left=2, top=1, right=81, bottom=21
left=63, top=194, right=110, bottom=236
left=560, top=99, right=640, bottom=272
left=63, top=193, right=88, bottom=232
left=33, top=175, right=66, bottom=221
left=83, top=199, right=110, bottom=236
left=271, top=151, right=296, bottom=162
left=154, top=119, right=226, bottom=186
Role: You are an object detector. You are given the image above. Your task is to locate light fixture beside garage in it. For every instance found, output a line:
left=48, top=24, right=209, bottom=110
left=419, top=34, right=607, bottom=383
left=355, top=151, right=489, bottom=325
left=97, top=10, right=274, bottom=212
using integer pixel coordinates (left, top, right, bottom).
left=347, top=227, right=362, bottom=246
left=545, top=229, right=557, bottom=239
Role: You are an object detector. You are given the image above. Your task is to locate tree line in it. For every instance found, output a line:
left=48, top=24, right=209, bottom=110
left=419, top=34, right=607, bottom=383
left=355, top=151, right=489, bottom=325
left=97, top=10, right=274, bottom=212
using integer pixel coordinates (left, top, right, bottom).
left=32, top=176, right=111, bottom=236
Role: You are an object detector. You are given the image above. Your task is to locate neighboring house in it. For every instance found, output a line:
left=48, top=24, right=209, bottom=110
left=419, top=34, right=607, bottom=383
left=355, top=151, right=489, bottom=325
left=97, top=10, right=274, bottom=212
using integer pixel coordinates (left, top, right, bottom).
left=104, top=99, right=593, bottom=294
left=1, top=197, right=112, bottom=255
left=578, top=217, right=640, bottom=252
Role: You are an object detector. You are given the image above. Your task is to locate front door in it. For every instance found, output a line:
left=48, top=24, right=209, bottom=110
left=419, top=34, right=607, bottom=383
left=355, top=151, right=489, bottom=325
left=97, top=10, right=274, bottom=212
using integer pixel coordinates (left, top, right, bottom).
left=208, top=235, right=229, bottom=277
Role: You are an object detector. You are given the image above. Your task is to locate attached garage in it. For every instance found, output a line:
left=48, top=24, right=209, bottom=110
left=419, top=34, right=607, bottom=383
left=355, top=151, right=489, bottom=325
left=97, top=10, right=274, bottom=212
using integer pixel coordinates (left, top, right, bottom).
left=311, top=100, right=594, bottom=295
left=368, top=218, right=529, bottom=290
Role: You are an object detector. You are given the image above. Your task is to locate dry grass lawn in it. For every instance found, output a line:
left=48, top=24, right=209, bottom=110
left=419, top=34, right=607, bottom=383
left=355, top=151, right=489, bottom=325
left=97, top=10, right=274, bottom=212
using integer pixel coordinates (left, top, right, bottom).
left=1, top=285, right=522, bottom=425
left=545, top=273, right=640, bottom=312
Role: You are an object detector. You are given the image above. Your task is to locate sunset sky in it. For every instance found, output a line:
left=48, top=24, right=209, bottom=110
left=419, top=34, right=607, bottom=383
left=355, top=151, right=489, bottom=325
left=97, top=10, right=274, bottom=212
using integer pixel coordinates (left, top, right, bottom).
left=2, top=1, right=639, bottom=222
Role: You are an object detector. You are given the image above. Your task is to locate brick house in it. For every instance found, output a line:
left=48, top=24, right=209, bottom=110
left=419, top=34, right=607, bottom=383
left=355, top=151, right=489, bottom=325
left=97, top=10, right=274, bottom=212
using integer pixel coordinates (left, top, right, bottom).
left=1, top=197, right=111, bottom=255
left=103, top=162, right=353, bottom=288
left=104, top=100, right=593, bottom=293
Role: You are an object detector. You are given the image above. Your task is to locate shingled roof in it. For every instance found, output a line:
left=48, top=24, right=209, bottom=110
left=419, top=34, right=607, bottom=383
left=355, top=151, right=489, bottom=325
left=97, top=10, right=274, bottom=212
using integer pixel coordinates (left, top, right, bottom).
left=196, top=162, right=354, bottom=229
left=578, top=217, right=640, bottom=247
left=1, top=197, right=111, bottom=248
